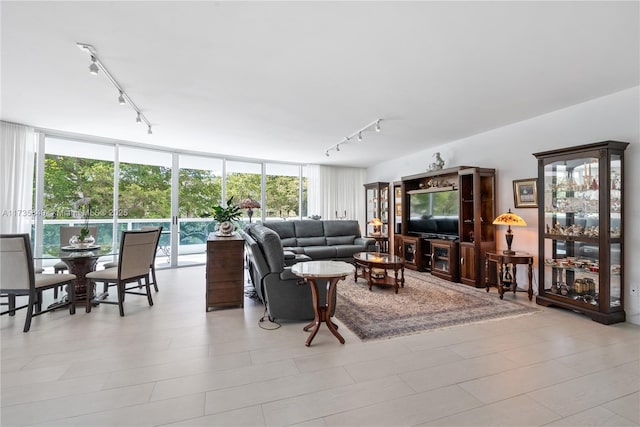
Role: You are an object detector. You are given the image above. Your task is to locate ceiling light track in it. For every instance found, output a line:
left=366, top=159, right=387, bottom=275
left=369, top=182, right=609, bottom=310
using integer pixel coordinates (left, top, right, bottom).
left=77, top=42, right=153, bottom=135
left=324, top=119, right=382, bottom=157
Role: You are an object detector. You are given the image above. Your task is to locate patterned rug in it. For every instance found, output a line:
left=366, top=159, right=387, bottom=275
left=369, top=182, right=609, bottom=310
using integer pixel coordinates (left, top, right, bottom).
left=334, top=269, right=539, bottom=340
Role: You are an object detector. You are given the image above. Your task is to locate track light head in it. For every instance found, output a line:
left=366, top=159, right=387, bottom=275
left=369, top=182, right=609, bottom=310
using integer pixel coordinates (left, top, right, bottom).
left=358, top=132, right=363, bottom=142
left=118, top=92, right=126, bottom=105
left=375, top=120, right=381, bottom=132
left=336, top=144, right=340, bottom=152
left=136, top=113, right=142, bottom=124
left=325, top=151, right=330, bottom=157
left=89, top=56, right=99, bottom=75
left=147, top=125, right=152, bottom=135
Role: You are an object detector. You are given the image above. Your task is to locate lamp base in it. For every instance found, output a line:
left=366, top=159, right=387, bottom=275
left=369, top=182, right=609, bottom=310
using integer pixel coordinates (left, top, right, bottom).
left=502, top=249, right=516, bottom=255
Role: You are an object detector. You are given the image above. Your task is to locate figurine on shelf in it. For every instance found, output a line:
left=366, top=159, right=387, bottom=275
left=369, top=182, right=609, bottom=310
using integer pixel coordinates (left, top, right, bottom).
left=428, top=152, right=445, bottom=171
left=590, top=178, right=599, bottom=190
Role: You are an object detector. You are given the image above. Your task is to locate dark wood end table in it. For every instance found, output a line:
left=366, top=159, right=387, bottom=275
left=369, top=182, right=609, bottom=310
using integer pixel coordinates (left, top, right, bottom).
left=367, top=235, right=389, bottom=253
left=291, top=260, right=355, bottom=347
left=485, top=251, right=534, bottom=300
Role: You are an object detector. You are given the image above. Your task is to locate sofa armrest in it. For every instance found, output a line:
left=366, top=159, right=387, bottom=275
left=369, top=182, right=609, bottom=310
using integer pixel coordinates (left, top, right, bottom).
left=355, top=236, right=377, bottom=250
left=280, top=267, right=299, bottom=281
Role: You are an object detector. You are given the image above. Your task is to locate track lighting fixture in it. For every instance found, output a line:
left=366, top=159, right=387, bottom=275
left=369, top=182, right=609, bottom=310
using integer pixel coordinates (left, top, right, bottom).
left=77, top=42, right=153, bottom=135
left=324, top=119, right=383, bottom=157
left=89, top=56, right=99, bottom=75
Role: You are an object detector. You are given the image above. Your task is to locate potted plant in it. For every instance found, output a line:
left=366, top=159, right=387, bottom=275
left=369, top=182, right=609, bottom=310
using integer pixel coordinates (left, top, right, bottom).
left=211, top=197, right=242, bottom=236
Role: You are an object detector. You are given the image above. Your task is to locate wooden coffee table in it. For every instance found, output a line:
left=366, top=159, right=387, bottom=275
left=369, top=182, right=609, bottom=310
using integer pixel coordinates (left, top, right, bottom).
left=353, top=252, right=405, bottom=293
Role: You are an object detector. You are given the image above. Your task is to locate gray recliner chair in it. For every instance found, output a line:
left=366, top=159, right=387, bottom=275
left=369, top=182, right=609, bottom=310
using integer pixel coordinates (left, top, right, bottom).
left=242, top=224, right=333, bottom=322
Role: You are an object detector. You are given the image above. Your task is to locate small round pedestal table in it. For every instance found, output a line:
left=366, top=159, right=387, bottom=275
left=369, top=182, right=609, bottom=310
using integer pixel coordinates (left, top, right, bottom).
left=291, top=260, right=355, bottom=347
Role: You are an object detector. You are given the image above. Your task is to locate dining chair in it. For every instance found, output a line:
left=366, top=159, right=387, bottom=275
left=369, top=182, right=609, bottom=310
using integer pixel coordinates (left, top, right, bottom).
left=102, top=226, right=163, bottom=292
left=85, top=229, right=159, bottom=316
left=0, top=234, right=77, bottom=332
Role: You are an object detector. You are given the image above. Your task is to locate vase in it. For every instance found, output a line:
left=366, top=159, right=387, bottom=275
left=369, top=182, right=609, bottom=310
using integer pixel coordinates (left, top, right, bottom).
left=69, top=234, right=96, bottom=248
left=215, top=221, right=235, bottom=236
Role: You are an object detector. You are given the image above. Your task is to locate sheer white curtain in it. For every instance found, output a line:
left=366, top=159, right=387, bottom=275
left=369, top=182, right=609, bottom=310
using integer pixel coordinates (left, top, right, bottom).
left=307, top=165, right=366, bottom=231
left=1, top=122, right=36, bottom=234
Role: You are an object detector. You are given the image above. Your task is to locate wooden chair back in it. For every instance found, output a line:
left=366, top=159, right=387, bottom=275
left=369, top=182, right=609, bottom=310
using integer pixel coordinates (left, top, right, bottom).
left=117, top=230, right=160, bottom=280
left=0, top=234, right=33, bottom=292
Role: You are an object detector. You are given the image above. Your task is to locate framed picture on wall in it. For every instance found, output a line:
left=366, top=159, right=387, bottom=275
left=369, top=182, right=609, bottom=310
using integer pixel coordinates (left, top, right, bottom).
left=513, top=178, right=538, bottom=208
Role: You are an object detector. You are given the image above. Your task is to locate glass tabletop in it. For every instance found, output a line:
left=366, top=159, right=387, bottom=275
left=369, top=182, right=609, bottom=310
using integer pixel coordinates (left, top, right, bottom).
left=353, top=252, right=403, bottom=264
left=35, top=246, right=117, bottom=260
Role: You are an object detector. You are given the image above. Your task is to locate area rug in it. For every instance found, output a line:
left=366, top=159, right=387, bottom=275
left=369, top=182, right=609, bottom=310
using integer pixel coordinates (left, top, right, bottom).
left=334, top=269, right=539, bottom=340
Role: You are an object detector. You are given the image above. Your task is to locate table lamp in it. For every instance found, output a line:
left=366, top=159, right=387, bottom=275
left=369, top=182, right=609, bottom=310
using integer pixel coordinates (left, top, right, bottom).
left=239, top=197, right=261, bottom=223
left=369, top=218, right=383, bottom=236
left=492, top=209, right=527, bottom=255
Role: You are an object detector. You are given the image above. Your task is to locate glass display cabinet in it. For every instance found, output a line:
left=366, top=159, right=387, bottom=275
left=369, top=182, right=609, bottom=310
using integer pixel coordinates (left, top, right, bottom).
left=534, top=141, right=628, bottom=324
left=364, top=182, right=389, bottom=237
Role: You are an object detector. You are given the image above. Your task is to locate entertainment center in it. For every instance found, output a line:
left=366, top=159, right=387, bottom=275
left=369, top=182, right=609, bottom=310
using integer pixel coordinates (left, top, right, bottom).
left=387, top=166, right=496, bottom=287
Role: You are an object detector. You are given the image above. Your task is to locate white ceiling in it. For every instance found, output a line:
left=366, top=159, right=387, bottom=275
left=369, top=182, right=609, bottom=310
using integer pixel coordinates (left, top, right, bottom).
left=2, top=1, right=638, bottom=168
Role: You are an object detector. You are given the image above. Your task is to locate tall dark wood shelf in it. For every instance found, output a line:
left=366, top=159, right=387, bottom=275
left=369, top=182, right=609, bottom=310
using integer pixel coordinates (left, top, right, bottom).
left=458, top=167, right=496, bottom=286
left=364, top=182, right=390, bottom=237
left=534, top=141, right=628, bottom=324
left=395, top=166, right=495, bottom=286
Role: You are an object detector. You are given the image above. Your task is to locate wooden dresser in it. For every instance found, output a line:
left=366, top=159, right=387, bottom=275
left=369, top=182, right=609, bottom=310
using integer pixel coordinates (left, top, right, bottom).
left=205, top=232, right=244, bottom=311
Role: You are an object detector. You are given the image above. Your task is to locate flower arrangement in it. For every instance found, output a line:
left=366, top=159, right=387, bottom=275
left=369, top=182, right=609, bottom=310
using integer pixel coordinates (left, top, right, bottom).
left=74, top=195, right=93, bottom=243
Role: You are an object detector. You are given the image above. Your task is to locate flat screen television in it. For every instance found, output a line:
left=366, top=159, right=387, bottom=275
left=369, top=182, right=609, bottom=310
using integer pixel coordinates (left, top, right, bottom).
left=408, top=189, right=459, bottom=238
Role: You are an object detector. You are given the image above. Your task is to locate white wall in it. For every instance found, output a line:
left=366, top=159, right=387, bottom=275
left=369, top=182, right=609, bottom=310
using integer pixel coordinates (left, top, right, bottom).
left=367, top=87, right=640, bottom=324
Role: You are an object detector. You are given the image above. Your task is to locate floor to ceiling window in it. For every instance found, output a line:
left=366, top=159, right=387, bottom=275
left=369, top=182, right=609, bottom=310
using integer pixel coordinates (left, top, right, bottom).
left=177, top=154, right=223, bottom=266
left=117, top=147, right=172, bottom=261
left=41, top=138, right=115, bottom=263
left=33, top=133, right=308, bottom=270
left=265, top=163, right=302, bottom=221
left=225, top=160, right=262, bottom=223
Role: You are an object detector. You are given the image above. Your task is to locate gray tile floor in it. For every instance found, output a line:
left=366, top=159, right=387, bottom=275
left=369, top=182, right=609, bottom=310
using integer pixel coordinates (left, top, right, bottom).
left=1, top=266, right=638, bottom=426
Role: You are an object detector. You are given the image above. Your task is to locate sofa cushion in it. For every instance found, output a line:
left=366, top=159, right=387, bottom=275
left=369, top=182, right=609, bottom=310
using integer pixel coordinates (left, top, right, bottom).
left=323, top=220, right=361, bottom=237
left=326, top=235, right=355, bottom=245
left=303, top=246, right=337, bottom=259
left=294, top=220, right=325, bottom=237
left=334, top=245, right=366, bottom=258
left=297, top=236, right=326, bottom=247
left=281, top=237, right=297, bottom=247
left=263, top=221, right=296, bottom=239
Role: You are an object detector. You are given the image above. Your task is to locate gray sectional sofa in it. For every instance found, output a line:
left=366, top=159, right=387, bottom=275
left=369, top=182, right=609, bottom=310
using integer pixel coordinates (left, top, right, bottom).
left=241, top=220, right=375, bottom=321
left=262, top=220, right=376, bottom=261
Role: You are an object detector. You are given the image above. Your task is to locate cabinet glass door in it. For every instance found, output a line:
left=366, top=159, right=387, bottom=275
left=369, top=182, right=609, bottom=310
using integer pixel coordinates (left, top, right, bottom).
left=609, top=154, right=623, bottom=309
left=366, top=186, right=378, bottom=235
left=432, top=245, right=450, bottom=272
left=542, top=156, right=601, bottom=307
